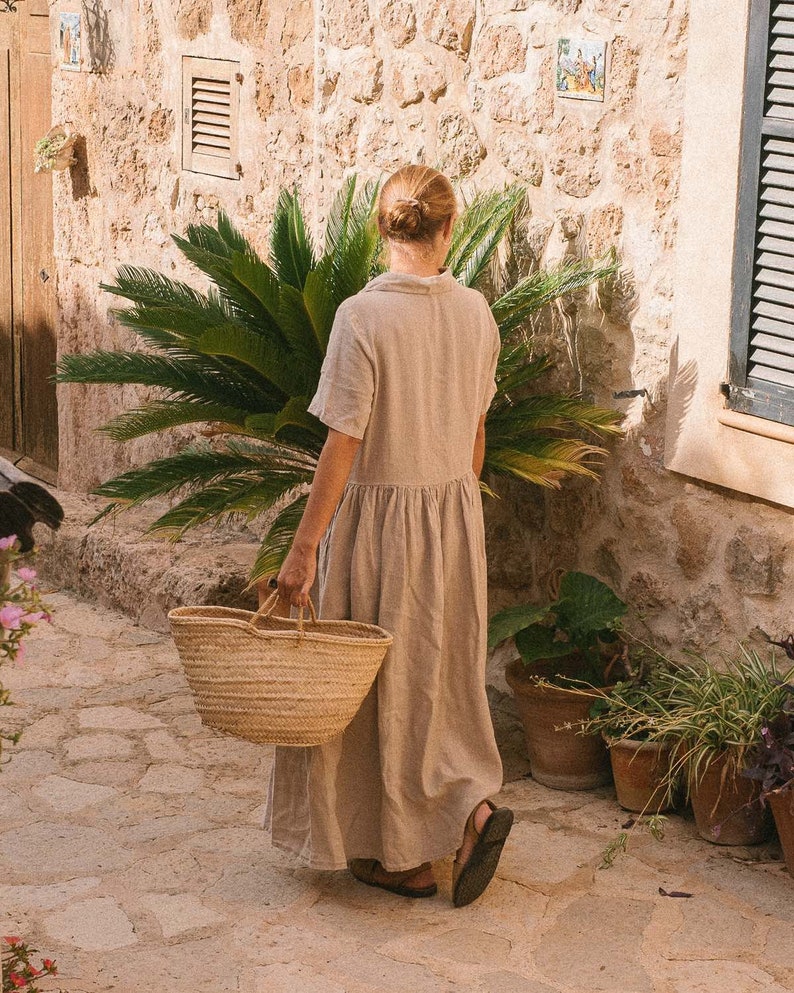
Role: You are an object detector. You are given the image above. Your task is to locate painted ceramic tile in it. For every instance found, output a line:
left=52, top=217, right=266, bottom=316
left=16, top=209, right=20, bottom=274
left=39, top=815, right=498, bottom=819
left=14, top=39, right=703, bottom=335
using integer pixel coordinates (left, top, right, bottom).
left=60, top=13, right=82, bottom=72
left=556, top=38, right=606, bottom=101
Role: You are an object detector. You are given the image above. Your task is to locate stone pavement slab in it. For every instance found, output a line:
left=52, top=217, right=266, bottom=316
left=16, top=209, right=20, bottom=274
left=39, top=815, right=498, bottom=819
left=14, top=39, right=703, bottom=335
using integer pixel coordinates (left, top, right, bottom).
left=1, top=589, right=792, bottom=993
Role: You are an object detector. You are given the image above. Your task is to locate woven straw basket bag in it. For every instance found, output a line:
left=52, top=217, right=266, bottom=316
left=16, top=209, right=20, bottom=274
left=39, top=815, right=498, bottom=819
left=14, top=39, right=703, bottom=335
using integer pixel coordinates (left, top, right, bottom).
left=168, top=591, right=393, bottom=746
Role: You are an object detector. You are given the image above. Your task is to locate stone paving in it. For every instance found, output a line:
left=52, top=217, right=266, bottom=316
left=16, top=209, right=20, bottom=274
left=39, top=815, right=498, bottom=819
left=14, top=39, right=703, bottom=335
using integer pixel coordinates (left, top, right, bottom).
left=1, top=589, right=793, bottom=993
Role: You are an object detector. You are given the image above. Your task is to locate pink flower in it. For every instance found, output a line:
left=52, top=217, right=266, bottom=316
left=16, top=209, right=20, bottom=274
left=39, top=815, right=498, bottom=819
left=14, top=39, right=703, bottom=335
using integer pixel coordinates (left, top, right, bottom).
left=17, top=567, right=36, bottom=583
left=3, top=935, right=21, bottom=945
left=0, top=535, right=17, bottom=551
left=22, top=611, right=46, bottom=624
left=0, top=604, right=25, bottom=630
left=15, top=641, right=25, bottom=663
left=8, top=972, right=26, bottom=989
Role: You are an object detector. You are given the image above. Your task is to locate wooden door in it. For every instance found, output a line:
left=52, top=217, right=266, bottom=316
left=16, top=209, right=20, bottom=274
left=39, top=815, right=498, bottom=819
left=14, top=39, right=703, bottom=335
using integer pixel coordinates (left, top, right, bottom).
left=0, top=0, right=58, bottom=481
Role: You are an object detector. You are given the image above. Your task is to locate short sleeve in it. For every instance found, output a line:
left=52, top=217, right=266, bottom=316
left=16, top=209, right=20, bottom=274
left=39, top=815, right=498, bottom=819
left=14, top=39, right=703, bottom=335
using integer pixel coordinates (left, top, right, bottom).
left=480, top=299, right=501, bottom=415
left=308, top=306, right=375, bottom=440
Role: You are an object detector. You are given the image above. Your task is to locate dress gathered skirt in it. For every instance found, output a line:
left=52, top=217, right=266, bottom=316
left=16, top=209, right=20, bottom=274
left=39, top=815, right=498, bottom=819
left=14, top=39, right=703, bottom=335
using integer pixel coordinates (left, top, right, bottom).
left=265, top=268, right=504, bottom=872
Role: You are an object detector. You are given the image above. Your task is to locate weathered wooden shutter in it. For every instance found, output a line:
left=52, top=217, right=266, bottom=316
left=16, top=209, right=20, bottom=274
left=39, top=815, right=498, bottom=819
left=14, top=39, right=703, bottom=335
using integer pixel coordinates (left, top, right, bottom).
left=182, top=57, right=241, bottom=180
left=729, top=0, right=794, bottom=425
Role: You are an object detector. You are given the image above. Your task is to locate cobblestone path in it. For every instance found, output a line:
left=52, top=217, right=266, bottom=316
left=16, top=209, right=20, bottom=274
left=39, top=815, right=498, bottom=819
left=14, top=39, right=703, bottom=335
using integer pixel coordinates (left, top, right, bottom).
left=1, top=591, right=792, bottom=992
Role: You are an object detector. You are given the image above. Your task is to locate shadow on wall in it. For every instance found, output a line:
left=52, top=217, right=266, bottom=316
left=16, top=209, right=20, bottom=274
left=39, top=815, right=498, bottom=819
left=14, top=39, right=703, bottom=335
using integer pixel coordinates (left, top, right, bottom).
left=84, top=0, right=115, bottom=73
left=69, top=135, right=96, bottom=200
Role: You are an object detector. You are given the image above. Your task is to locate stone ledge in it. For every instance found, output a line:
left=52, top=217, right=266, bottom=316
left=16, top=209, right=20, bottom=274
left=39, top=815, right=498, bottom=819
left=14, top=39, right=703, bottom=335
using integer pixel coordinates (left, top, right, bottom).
left=33, top=492, right=260, bottom=633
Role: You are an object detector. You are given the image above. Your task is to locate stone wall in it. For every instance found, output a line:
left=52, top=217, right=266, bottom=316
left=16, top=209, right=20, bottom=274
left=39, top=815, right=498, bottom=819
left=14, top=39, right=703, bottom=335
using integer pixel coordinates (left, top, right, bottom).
left=51, top=0, right=792, bottom=653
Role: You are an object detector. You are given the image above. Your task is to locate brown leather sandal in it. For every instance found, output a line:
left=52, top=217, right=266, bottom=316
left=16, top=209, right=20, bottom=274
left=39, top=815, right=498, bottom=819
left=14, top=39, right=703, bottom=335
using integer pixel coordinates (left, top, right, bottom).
left=348, top=859, right=438, bottom=898
left=452, top=799, right=514, bottom=908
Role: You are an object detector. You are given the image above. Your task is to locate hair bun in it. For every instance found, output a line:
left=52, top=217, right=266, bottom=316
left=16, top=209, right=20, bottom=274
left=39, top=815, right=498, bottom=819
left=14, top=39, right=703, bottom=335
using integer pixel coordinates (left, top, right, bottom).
left=385, top=199, right=425, bottom=238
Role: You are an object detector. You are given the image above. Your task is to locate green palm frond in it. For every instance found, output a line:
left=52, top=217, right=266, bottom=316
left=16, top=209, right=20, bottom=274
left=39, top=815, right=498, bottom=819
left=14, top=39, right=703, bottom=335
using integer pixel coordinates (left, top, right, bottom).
left=101, top=400, right=250, bottom=441
left=270, top=188, right=316, bottom=290
left=249, top=493, right=310, bottom=582
left=492, top=254, right=620, bottom=335
left=56, top=350, right=267, bottom=410
left=93, top=442, right=312, bottom=506
left=147, top=475, right=310, bottom=536
left=484, top=440, right=611, bottom=487
left=100, top=266, right=217, bottom=312
left=447, top=186, right=525, bottom=288
left=487, top=395, right=623, bottom=442
left=60, top=177, right=624, bottom=584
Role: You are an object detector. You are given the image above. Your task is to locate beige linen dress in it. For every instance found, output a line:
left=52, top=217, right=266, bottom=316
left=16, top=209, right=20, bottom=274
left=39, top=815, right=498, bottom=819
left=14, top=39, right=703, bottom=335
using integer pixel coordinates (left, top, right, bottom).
left=266, top=267, right=504, bottom=871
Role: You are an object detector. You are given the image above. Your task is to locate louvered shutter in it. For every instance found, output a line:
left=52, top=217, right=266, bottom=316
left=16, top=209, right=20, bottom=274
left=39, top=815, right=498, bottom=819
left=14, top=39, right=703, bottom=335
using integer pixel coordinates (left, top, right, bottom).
left=729, top=0, right=794, bottom=425
left=182, top=57, right=241, bottom=180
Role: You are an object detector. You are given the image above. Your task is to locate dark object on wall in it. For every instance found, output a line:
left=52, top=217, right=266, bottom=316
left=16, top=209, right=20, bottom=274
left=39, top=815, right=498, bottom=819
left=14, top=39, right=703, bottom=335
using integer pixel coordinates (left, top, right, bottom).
left=0, top=456, right=64, bottom=551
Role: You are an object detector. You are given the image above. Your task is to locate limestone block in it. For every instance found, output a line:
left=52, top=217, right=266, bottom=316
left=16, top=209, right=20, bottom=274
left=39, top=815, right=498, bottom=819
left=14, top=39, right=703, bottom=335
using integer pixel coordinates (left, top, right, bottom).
left=420, top=0, right=475, bottom=57
left=529, top=53, right=557, bottom=134
left=725, top=525, right=787, bottom=595
left=586, top=203, right=624, bottom=257
left=671, top=501, right=715, bottom=579
left=139, top=764, right=205, bottom=794
left=0, top=877, right=101, bottom=912
left=476, top=24, right=527, bottom=79
left=390, top=54, right=447, bottom=108
left=227, top=0, right=270, bottom=45
left=287, top=64, right=314, bottom=108
left=550, top=118, right=603, bottom=198
left=324, top=107, right=360, bottom=163
left=436, top=111, right=486, bottom=179
left=533, top=895, right=653, bottom=991
left=417, top=928, right=512, bottom=966
left=280, top=1, right=313, bottom=50
left=379, top=0, right=417, bottom=47
left=175, top=0, right=212, bottom=40
left=142, top=893, right=225, bottom=938
left=79, top=705, right=164, bottom=731
left=326, top=0, right=374, bottom=48
left=0, top=822, right=134, bottom=877
left=489, top=81, right=531, bottom=125
left=495, top=130, right=543, bottom=186
left=253, top=65, right=276, bottom=118
left=650, top=123, right=682, bottom=158
left=32, top=775, right=118, bottom=813
left=678, top=583, right=728, bottom=647
left=479, top=976, right=557, bottom=993
left=44, top=897, right=137, bottom=951
left=345, top=53, right=384, bottom=104
left=147, top=107, right=174, bottom=144
left=609, top=36, right=640, bottom=112
left=626, top=570, right=672, bottom=614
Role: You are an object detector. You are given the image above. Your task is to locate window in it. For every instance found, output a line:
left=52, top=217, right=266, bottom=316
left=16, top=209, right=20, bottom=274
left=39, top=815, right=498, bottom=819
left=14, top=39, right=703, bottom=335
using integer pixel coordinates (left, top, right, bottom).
left=663, top=0, right=793, bottom=509
left=729, top=0, right=794, bottom=426
left=182, top=57, right=241, bottom=180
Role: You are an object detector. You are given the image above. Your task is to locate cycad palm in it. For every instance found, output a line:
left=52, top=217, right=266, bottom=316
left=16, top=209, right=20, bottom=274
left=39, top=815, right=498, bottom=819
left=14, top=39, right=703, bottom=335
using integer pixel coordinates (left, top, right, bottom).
left=58, top=178, right=622, bottom=584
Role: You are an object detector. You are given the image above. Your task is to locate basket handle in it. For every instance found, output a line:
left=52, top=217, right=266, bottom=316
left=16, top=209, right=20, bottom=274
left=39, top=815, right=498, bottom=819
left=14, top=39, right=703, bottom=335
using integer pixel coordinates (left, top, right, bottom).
left=250, top=589, right=318, bottom=641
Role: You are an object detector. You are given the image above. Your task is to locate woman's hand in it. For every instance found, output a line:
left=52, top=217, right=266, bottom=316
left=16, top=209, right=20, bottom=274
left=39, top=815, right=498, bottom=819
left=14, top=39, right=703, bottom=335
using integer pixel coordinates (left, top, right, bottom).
left=275, top=543, right=317, bottom=608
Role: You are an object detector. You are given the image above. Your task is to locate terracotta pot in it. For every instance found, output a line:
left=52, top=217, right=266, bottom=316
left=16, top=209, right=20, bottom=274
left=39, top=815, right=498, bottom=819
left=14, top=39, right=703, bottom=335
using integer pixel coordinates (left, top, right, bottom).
left=767, top=788, right=794, bottom=875
left=505, top=657, right=612, bottom=790
left=607, top=737, right=675, bottom=813
left=689, top=751, right=773, bottom=845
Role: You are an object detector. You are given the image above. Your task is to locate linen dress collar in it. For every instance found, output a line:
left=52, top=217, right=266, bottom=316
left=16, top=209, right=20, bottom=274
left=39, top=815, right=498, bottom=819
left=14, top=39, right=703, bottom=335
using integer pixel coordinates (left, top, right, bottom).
left=364, top=267, right=456, bottom=295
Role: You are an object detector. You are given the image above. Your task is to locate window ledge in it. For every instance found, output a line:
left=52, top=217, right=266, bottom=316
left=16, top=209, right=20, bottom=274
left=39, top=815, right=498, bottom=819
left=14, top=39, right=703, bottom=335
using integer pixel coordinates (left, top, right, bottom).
left=717, top=409, right=794, bottom=445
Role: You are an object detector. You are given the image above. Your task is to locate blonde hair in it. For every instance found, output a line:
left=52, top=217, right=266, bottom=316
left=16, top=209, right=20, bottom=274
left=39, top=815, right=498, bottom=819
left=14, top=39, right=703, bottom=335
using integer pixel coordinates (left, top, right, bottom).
left=378, top=165, right=457, bottom=243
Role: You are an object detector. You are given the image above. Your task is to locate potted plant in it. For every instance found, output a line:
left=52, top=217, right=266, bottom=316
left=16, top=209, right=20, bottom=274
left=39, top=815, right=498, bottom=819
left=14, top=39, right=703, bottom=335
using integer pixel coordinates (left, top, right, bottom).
left=583, top=669, right=679, bottom=814
left=33, top=126, right=78, bottom=173
left=743, top=673, right=794, bottom=873
left=489, top=571, right=628, bottom=790
left=637, top=648, right=794, bottom=846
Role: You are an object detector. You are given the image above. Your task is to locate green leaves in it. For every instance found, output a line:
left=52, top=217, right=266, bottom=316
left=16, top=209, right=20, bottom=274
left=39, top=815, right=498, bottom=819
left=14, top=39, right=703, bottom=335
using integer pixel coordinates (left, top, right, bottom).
left=59, top=178, right=624, bottom=582
left=487, top=572, right=627, bottom=683
left=555, top=571, right=627, bottom=646
left=487, top=604, right=549, bottom=649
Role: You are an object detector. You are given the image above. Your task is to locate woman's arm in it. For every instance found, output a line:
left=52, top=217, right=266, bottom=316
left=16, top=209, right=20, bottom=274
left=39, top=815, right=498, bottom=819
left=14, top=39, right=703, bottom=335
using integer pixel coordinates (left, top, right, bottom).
left=260, top=428, right=362, bottom=607
left=472, top=414, right=487, bottom=478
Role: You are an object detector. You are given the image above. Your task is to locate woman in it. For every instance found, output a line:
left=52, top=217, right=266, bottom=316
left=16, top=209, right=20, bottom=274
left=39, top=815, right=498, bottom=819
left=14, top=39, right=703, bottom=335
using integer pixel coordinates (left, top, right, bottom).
left=264, top=165, right=512, bottom=907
